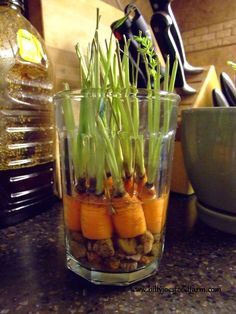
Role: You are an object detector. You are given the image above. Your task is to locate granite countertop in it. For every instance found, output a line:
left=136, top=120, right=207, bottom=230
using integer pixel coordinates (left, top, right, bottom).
left=0, top=194, right=236, bottom=314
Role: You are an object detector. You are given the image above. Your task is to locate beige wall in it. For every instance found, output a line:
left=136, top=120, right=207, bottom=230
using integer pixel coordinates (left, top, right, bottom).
left=172, top=0, right=236, bottom=79
left=41, top=0, right=123, bottom=91
left=172, top=0, right=236, bottom=30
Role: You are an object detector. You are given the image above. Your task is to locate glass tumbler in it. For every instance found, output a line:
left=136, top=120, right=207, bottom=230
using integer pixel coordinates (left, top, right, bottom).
left=54, top=89, right=180, bottom=285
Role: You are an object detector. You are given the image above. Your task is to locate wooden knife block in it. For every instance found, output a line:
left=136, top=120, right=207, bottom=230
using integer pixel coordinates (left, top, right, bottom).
left=170, top=65, right=220, bottom=194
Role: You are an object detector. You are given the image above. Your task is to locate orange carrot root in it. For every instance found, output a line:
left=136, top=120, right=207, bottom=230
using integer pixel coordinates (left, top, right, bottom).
left=139, top=185, right=169, bottom=234
left=80, top=195, right=113, bottom=240
left=63, top=194, right=81, bottom=231
left=112, top=193, right=147, bottom=238
left=105, top=175, right=113, bottom=189
left=161, top=193, right=169, bottom=229
left=142, top=197, right=165, bottom=234
left=136, top=174, right=147, bottom=195
left=104, top=175, right=113, bottom=195
left=123, top=176, right=134, bottom=196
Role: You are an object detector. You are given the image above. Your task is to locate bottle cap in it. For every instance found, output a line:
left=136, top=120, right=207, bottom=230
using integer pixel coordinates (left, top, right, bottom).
left=0, top=0, right=24, bottom=12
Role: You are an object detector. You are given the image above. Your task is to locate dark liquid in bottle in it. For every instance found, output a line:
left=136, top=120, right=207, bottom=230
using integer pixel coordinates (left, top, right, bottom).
left=0, top=161, right=55, bottom=228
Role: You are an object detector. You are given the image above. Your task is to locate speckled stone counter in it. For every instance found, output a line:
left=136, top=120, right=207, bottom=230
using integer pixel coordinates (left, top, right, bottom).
left=0, top=194, right=236, bottom=314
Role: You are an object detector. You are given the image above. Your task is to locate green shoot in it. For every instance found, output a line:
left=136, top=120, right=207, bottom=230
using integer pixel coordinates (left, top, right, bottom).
left=227, top=61, right=236, bottom=71
left=169, top=56, right=178, bottom=93
left=64, top=10, right=179, bottom=196
left=97, top=116, right=125, bottom=195
left=133, top=36, right=178, bottom=186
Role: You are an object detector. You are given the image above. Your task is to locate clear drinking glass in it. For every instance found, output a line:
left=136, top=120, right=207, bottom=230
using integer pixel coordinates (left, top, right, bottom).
left=54, top=89, right=180, bottom=285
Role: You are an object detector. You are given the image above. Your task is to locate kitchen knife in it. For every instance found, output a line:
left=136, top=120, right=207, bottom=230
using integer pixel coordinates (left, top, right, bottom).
left=220, top=72, right=236, bottom=106
left=150, top=0, right=203, bottom=74
left=150, top=11, right=196, bottom=95
left=212, top=88, right=230, bottom=107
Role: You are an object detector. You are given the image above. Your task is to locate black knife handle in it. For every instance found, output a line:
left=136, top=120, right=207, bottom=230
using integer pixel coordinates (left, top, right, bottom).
left=212, top=88, right=230, bottom=107
left=124, top=4, right=152, bottom=39
left=220, top=72, right=236, bottom=106
left=150, top=0, right=185, bottom=64
left=150, top=11, right=195, bottom=94
left=150, top=0, right=203, bottom=74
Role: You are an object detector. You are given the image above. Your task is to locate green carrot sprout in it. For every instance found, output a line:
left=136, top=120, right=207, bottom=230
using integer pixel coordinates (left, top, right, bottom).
left=227, top=61, right=236, bottom=71
left=61, top=9, right=179, bottom=195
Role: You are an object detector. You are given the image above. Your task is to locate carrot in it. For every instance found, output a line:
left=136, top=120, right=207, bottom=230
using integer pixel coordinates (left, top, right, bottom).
left=112, top=193, right=146, bottom=238
left=104, top=175, right=113, bottom=194
left=63, top=194, right=81, bottom=231
left=123, top=175, right=134, bottom=196
left=136, top=174, right=147, bottom=195
left=160, top=193, right=169, bottom=230
left=139, top=185, right=168, bottom=234
left=80, top=195, right=113, bottom=240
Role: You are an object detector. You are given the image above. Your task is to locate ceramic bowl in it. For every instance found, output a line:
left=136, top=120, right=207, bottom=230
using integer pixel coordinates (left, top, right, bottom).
left=181, top=107, right=236, bottom=215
